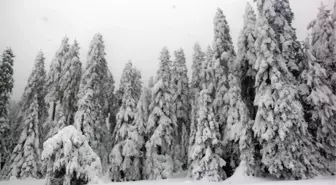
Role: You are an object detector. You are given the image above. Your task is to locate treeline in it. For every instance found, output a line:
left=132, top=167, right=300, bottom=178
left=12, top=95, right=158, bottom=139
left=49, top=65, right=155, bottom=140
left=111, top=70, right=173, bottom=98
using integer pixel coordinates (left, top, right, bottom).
left=0, top=0, right=335, bottom=183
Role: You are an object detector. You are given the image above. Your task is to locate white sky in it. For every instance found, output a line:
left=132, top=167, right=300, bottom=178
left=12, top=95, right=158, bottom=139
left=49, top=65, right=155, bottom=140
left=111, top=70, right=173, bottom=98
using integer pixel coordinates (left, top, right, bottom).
left=0, top=0, right=333, bottom=100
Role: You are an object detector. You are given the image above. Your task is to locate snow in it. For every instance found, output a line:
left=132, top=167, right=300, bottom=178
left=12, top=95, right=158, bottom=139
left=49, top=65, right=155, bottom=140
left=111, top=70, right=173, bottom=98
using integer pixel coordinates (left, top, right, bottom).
left=0, top=166, right=334, bottom=185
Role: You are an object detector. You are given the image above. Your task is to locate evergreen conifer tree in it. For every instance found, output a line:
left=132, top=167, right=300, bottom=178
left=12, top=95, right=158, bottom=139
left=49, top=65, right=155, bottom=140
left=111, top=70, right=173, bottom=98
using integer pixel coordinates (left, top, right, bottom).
left=145, top=47, right=177, bottom=180
left=188, top=87, right=226, bottom=182
left=308, top=3, right=335, bottom=92
left=0, top=51, right=46, bottom=179
left=45, top=37, right=69, bottom=126
left=109, top=62, right=143, bottom=181
left=212, top=8, right=238, bottom=176
left=74, top=33, right=113, bottom=172
left=171, top=49, right=190, bottom=170
left=0, top=48, right=14, bottom=170
left=0, top=95, right=41, bottom=179
left=189, top=46, right=214, bottom=165
left=299, top=39, right=336, bottom=174
left=237, top=3, right=258, bottom=118
left=252, top=0, right=321, bottom=179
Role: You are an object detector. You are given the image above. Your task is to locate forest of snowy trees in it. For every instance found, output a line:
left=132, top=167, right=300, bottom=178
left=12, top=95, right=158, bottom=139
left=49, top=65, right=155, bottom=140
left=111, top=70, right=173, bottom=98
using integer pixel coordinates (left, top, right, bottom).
left=0, top=0, right=336, bottom=184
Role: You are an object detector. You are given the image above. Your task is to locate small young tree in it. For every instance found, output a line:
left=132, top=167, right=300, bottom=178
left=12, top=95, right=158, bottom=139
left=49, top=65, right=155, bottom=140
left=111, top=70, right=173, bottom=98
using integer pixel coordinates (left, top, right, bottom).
left=145, top=47, right=177, bottom=180
left=0, top=95, right=41, bottom=180
left=42, top=125, right=102, bottom=185
left=189, top=87, right=226, bottom=182
left=0, top=48, right=15, bottom=170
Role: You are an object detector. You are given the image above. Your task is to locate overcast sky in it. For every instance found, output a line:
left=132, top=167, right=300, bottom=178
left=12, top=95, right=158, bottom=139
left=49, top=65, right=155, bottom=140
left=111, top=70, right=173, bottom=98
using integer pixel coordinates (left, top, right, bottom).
left=0, top=0, right=333, bottom=100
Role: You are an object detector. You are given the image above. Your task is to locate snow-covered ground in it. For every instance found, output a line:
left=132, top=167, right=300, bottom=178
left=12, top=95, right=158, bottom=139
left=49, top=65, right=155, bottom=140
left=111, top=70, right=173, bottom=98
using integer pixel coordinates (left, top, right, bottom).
left=0, top=174, right=334, bottom=185
left=0, top=165, right=335, bottom=185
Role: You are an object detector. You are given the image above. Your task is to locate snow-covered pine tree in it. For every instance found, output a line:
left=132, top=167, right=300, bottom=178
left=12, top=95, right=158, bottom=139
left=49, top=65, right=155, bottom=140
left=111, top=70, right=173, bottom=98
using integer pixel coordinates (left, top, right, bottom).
left=133, top=85, right=152, bottom=174
left=171, top=49, right=190, bottom=171
left=145, top=47, right=177, bottom=180
left=236, top=3, right=262, bottom=176
left=0, top=51, right=47, bottom=179
left=0, top=48, right=14, bottom=170
left=46, top=40, right=82, bottom=139
left=188, top=43, right=205, bottom=167
left=42, top=125, right=102, bottom=185
left=299, top=39, right=336, bottom=174
left=188, top=86, right=226, bottom=182
left=237, top=3, right=258, bottom=119
left=190, top=43, right=205, bottom=98
left=212, top=8, right=238, bottom=177
left=212, top=9, right=235, bottom=125
left=109, top=62, right=143, bottom=182
left=308, top=3, right=335, bottom=93
left=224, top=73, right=249, bottom=166
left=269, top=0, right=303, bottom=77
left=8, top=100, right=20, bottom=154
left=74, top=33, right=113, bottom=172
left=189, top=46, right=214, bottom=156
left=58, top=40, right=82, bottom=125
left=253, top=0, right=321, bottom=179
left=45, top=37, right=69, bottom=126
left=0, top=95, right=41, bottom=179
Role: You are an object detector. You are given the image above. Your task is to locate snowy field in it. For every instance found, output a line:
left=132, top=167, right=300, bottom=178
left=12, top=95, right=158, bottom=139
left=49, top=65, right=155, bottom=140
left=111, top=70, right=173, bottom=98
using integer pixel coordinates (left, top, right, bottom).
left=0, top=166, right=335, bottom=185
left=0, top=174, right=334, bottom=185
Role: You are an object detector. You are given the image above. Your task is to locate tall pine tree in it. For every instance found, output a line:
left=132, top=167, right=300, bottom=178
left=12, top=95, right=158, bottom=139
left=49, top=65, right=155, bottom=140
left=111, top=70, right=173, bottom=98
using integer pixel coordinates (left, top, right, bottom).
left=189, top=43, right=205, bottom=165
left=74, top=33, right=113, bottom=172
left=212, top=8, right=238, bottom=177
left=109, top=62, right=142, bottom=181
left=171, top=49, right=190, bottom=170
left=252, top=0, right=321, bottom=179
left=58, top=40, right=82, bottom=125
left=0, top=48, right=14, bottom=170
left=46, top=40, right=82, bottom=138
left=45, top=37, right=69, bottom=126
left=145, top=47, right=177, bottom=180
left=0, top=51, right=47, bottom=179
left=299, top=39, right=336, bottom=174
left=237, top=3, right=258, bottom=119
left=0, top=95, right=41, bottom=179
left=236, top=3, right=262, bottom=176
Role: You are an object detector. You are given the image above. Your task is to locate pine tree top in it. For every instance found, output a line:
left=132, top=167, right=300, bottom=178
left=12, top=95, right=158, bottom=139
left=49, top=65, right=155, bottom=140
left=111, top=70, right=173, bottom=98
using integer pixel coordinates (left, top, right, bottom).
left=156, top=47, right=171, bottom=83
left=243, top=3, right=256, bottom=27
left=56, top=36, right=70, bottom=58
